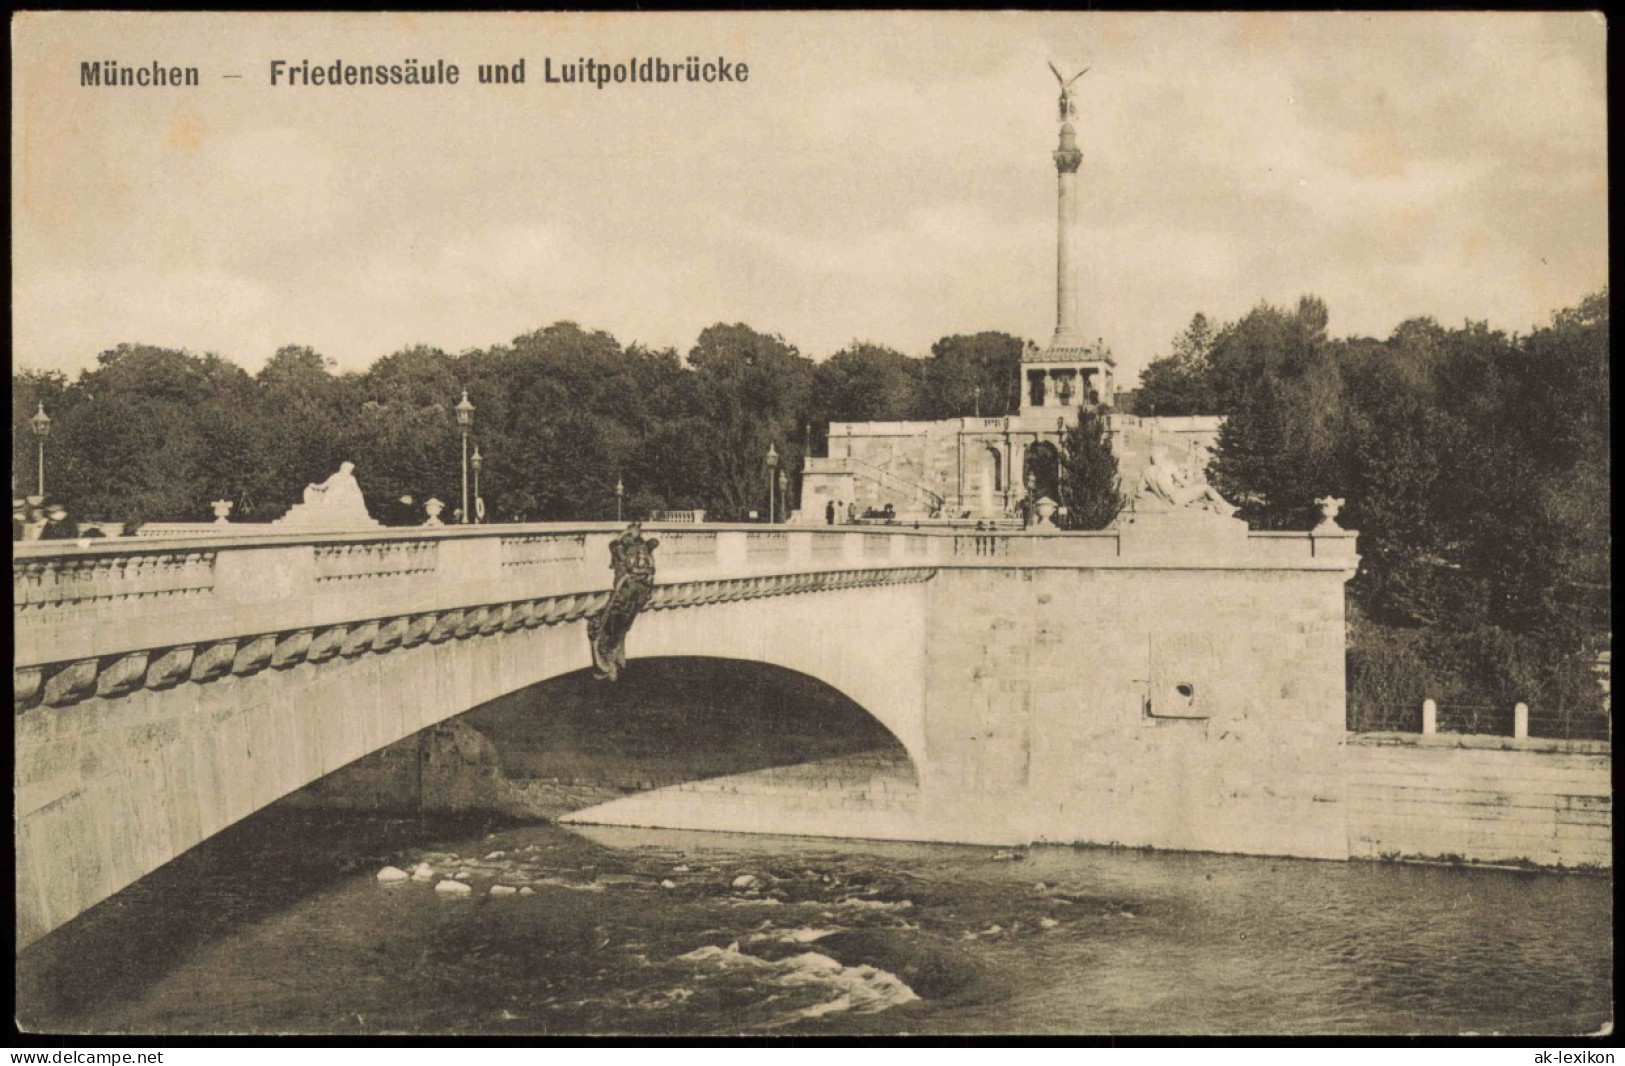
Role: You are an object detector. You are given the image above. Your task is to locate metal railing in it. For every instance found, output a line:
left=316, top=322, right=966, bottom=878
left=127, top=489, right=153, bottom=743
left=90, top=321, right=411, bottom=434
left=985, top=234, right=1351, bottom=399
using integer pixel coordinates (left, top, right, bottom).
left=1350, top=698, right=1610, bottom=743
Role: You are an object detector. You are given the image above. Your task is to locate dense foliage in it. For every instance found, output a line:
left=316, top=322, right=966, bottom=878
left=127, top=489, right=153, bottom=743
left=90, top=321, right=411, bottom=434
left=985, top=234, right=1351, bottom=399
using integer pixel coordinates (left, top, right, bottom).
left=11, top=325, right=1028, bottom=528
left=1136, top=291, right=1611, bottom=729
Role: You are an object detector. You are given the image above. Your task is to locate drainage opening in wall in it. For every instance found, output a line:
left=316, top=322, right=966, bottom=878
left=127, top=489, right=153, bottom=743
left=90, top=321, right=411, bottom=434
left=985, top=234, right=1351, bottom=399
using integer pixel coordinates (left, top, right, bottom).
left=1146, top=681, right=1207, bottom=720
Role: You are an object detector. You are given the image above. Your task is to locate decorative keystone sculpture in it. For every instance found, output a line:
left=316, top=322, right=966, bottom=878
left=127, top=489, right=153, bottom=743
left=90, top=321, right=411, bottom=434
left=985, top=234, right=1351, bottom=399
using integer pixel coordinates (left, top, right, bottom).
left=1315, top=496, right=1346, bottom=532
left=211, top=500, right=234, bottom=523
left=587, top=522, right=660, bottom=682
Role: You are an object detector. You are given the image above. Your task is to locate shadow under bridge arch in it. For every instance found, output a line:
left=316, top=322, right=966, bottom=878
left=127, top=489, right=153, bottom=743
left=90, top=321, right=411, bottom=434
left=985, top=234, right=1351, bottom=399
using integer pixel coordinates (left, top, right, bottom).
left=460, top=656, right=922, bottom=804
left=620, top=579, right=931, bottom=769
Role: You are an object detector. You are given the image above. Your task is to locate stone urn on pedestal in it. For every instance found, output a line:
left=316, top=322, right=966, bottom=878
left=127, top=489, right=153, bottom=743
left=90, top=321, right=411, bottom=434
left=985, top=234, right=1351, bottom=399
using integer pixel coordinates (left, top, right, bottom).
left=1032, top=496, right=1061, bottom=529
left=211, top=500, right=234, bottom=524
left=1314, top=496, right=1346, bottom=532
left=422, top=498, right=445, bottom=527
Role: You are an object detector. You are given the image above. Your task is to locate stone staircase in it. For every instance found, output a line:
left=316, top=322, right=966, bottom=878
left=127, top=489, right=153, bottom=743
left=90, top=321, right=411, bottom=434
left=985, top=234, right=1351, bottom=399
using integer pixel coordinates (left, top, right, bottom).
left=838, top=456, right=945, bottom=514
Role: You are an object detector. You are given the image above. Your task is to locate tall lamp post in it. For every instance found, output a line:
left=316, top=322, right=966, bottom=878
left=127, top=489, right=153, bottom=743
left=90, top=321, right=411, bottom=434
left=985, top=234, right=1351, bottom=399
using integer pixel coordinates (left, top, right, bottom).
left=30, top=402, right=51, bottom=496
left=455, top=390, right=475, bottom=524
left=766, top=443, right=779, bottom=524
left=777, top=470, right=788, bottom=524
left=470, top=446, right=483, bottom=524
left=615, top=477, right=624, bottom=522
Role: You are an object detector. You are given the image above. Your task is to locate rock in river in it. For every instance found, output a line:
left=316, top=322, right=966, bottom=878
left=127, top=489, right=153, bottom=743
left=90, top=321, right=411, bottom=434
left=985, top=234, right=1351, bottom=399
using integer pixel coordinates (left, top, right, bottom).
left=376, top=866, right=409, bottom=883
left=436, top=879, right=473, bottom=897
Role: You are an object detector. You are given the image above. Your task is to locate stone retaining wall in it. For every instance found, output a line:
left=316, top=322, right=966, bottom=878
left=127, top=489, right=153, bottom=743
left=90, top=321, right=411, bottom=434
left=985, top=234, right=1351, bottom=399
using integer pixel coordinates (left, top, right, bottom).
left=1345, top=733, right=1611, bottom=869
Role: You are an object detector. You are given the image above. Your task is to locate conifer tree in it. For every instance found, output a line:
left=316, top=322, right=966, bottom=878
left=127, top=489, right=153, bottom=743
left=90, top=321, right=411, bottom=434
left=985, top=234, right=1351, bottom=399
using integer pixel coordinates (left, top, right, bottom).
left=1057, top=405, right=1122, bottom=529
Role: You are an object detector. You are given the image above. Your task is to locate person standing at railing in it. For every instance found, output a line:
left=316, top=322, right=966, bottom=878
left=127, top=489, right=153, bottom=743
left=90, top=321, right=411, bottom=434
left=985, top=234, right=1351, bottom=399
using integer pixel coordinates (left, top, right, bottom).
left=825, top=500, right=836, bottom=525
left=847, top=501, right=858, bottom=525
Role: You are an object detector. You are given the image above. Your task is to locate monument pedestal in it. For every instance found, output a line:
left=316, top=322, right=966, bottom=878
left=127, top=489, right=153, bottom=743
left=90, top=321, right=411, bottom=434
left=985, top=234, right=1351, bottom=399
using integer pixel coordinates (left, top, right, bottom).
left=1116, top=506, right=1249, bottom=557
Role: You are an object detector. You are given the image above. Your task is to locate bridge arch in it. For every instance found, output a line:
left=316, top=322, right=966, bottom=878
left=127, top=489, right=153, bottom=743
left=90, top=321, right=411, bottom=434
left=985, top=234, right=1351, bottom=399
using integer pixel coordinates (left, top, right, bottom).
left=16, top=578, right=929, bottom=948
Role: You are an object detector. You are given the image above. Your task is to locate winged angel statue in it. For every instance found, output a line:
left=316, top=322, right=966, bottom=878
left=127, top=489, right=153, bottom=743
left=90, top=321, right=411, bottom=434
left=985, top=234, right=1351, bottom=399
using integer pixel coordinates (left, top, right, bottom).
left=1048, top=61, right=1090, bottom=122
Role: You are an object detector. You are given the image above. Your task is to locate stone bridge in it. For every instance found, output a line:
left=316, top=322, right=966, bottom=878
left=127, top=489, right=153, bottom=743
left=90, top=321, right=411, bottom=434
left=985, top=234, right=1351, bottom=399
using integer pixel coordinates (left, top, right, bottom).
left=15, top=521, right=1373, bottom=948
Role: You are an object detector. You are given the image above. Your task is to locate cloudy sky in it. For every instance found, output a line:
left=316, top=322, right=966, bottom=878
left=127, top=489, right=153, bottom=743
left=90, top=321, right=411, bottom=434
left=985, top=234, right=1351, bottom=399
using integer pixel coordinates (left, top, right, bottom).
left=12, top=11, right=1607, bottom=385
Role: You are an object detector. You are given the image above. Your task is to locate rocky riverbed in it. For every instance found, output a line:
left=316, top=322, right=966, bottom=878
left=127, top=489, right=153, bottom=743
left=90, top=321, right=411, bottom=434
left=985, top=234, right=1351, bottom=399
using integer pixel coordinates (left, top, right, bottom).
left=17, top=808, right=1614, bottom=1036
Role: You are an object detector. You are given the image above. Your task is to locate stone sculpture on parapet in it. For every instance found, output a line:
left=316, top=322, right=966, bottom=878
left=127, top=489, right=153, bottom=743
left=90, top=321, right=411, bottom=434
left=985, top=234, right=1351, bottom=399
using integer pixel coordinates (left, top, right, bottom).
left=1133, top=448, right=1237, bottom=518
left=273, top=461, right=382, bottom=530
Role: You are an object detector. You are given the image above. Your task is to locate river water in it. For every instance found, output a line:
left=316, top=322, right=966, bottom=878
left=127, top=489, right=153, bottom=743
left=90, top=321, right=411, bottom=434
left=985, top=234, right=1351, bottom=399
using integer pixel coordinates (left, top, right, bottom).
left=17, top=806, right=1613, bottom=1037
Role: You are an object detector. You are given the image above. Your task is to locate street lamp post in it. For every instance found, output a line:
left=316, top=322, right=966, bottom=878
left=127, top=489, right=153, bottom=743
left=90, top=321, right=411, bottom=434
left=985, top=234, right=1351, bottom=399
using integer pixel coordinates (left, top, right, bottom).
left=470, top=446, right=483, bottom=524
left=766, top=443, right=779, bottom=523
left=455, top=391, right=475, bottom=525
left=30, top=402, right=51, bottom=497
left=777, top=470, right=788, bottom=524
left=615, top=477, right=624, bottom=522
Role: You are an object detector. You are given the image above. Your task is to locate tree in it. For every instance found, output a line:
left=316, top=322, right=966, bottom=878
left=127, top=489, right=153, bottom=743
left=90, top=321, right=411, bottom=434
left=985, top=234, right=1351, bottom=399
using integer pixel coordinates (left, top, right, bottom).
left=810, top=342, right=919, bottom=444
left=1135, top=313, right=1219, bottom=416
left=1056, top=405, right=1122, bottom=529
left=1205, top=297, right=1344, bottom=530
left=39, top=344, right=258, bottom=527
left=245, top=345, right=353, bottom=521
left=687, top=323, right=814, bottom=521
left=912, top=332, right=1025, bottom=420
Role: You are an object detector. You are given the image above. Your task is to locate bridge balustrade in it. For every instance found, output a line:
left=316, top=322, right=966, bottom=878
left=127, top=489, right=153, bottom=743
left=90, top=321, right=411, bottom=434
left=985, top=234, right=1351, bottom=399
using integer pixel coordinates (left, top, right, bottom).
left=652, top=530, right=718, bottom=569
left=12, top=525, right=952, bottom=703
left=14, top=522, right=1357, bottom=715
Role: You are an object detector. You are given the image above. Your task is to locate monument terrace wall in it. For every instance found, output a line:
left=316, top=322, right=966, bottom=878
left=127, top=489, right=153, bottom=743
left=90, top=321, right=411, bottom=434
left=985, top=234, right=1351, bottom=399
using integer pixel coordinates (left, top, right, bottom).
left=803, top=413, right=1223, bottom=521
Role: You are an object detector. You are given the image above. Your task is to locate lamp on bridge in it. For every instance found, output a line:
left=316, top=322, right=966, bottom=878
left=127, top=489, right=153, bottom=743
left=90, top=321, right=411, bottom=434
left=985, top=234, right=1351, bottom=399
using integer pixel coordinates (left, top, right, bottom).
left=616, top=477, right=624, bottom=521
left=777, top=470, right=788, bottom=524
left=470, top=446, right=483, bottom=524
left=766, top=442, right=779, bottom=524
left=30, top=402, right=51, bottom=496
left=455, top=390, right=475, bottom=525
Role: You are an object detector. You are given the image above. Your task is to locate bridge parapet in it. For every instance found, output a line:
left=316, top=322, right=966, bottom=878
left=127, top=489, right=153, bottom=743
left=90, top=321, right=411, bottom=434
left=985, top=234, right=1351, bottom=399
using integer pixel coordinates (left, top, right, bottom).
left=12, top=525, right=952, bottom=705
left=14, top=522, right=1354, bottom=715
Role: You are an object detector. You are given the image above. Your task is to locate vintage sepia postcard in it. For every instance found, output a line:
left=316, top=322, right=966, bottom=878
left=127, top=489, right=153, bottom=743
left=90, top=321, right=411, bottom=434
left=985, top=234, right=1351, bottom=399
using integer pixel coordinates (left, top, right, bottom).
left=11, top=11, right=1610, bottom=1042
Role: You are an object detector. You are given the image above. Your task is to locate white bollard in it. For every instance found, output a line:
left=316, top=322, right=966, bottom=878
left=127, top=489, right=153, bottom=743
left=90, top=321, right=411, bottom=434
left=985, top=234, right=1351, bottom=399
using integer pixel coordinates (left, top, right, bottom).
left=1514, top=702, right=1529, bottom=740
left=1422, top=698, right=1437, bottom=736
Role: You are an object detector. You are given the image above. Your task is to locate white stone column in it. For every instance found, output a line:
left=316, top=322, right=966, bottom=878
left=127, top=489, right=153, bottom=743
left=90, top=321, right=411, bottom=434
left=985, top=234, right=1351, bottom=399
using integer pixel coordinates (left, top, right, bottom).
left=1052, top=123, right=1084, bottom=346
